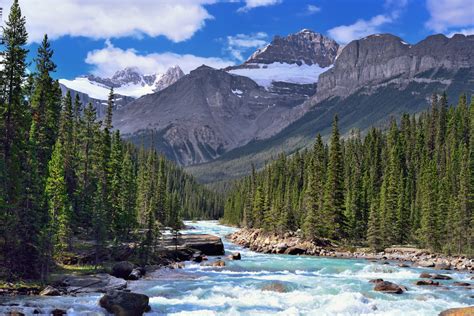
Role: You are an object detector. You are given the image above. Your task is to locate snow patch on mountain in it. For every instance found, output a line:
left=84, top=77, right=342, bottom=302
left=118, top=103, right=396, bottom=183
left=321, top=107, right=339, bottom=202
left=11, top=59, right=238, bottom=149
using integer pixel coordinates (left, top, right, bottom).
left=60, top=65, right=184, bottom=100
left=228, top=62, right=330, bottom=88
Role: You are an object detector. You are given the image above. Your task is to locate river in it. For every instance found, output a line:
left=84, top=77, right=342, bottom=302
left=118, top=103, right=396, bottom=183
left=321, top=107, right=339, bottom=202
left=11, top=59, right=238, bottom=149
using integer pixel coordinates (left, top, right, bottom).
left=1, top=221, right=472, bottom=315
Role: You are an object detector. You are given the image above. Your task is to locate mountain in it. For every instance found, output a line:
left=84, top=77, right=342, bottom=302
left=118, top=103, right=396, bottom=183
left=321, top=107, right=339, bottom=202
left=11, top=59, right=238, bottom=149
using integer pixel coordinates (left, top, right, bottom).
left=226, top=29, right=338, bottom=88
left=59, top=65, right=184, bottom=116
left=187, top=33, right=474, bottom=183
left=113, top=65, right=314, bottom=165
left=114, top=30, right=337, bottom=165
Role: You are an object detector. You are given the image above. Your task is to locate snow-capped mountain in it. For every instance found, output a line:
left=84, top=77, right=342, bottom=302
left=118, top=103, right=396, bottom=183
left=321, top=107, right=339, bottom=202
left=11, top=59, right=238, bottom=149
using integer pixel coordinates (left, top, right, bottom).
left=59, top=65, right=184, bottom=100
left=226, top=29, right=339, bottom=88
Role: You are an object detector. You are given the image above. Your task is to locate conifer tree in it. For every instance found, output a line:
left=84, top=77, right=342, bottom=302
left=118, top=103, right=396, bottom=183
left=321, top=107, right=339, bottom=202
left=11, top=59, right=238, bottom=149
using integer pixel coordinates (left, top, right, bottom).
left=322, top=116, right=346, bottom=239
left=45, top=140, right=72, bottom=258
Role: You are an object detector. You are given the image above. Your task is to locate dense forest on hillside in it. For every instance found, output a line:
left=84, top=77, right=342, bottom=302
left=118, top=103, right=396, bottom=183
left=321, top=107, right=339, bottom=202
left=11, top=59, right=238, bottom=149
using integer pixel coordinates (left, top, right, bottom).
left=224, top=93, right=473, bottom=256
left=0, top=1, right=222, bottom=281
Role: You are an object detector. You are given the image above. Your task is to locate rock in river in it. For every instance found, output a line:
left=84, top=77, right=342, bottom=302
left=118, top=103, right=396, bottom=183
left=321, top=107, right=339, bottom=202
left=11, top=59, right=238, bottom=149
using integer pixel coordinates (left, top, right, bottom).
left=228, top=252, right=241, bottom=260
left=373, top=280, right=405, bottom=294
left=111, top=261, right=135, bottom=279
left=62, top=273, right=127, bottom=294
left=414, top=280, right=439, bottom=286
left=99, top=290, right=151, bottom=315
left=182, top=234, right=224, bottom=255
left=261, top=282, right=289, bottom=293
left=39, top=285, right=61, bottom=296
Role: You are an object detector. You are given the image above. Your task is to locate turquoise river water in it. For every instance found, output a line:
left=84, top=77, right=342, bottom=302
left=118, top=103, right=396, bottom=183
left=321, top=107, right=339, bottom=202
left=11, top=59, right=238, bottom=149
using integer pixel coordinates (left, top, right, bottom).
left=1, top=221, right=472, bottom=315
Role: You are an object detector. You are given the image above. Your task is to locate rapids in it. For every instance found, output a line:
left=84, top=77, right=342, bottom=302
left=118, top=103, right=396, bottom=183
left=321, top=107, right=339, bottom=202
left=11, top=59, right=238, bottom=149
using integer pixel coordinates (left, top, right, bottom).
left=1, top=221, right=472, bottom=315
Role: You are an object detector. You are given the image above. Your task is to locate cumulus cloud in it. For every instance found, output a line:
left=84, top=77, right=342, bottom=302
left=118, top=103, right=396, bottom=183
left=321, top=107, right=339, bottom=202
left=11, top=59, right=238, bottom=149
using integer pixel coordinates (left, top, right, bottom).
left=225, top=32, right=268, bottom=61
left=2, top=0, right=215, bottom=43
left=85, top=40, right=234, bottom=77
left=425, top=0, right=474, bottom=33
left=328, top=15, right=393, bottom=44
left=327, top=1, right=407, bottom=44
left=447, top=27, right=474, bottom=37
left=238, top=0, right=282, bottom=12
left=306, top=4, right=321, bottom=14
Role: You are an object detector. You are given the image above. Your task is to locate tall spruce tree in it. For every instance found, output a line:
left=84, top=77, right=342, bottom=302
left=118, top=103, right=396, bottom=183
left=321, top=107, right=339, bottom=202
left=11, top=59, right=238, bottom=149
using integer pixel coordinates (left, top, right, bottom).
left=321, top=116, right=346, bottom=240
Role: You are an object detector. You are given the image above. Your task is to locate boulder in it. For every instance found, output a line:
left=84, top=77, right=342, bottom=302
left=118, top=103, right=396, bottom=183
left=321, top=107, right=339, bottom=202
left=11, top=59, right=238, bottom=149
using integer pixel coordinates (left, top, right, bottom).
left=431, top=274, right=452, bottom=280
left=181, top=234, right=225, bottom=255
left=373, top=280, right=405, bottom=294
left=192, top=254, right=203, bottom=263
left=111, top=261, right=135, bottom=279
left=398, top=263, right=410, bottom=268
left=51, top=310, right=67, bottom=316
left=7, top=312, right=25, bottom=316
left=128, top=268, right=143, bottom=281
left=452, top=282, right=470, bottom=287
left=228, top=252, right=241, bottom=260
left=39, top=285, right=61, bottom=296
left=63, top=274, right=127, bottom=294
left=418, top=260, right=435, bottom=268
left=284, top=246, right=306, bottom=255
left=434, top=262, right=451, bottom=270
left=414, top=280, right=439, bottom=286
left=276, top=243, right=288, bottom=254
left=261, top=282, right=289, bottom=293
left=439, top=306, right=474, bottom=316
left=99, top=290, right=150, bottom=316
left=419, top=273, right=432, bottom=278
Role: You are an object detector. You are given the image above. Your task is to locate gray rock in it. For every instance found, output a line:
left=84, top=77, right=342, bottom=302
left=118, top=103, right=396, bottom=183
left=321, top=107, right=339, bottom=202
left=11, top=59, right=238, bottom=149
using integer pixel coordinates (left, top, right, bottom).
left=39, top=285, right=61, bottom=296
left=316, top=33, right=474, bottom=102
left=63, top=274, right=127, bottom=294
left=373, top=280, right=405, bottom=294
left=228, top=252, right=241, bottom=260
left=244, top=29, right=339, bottom=67
left=99, top=290, right=150, bottom=315
left=112, top=261, right=135, bottom=279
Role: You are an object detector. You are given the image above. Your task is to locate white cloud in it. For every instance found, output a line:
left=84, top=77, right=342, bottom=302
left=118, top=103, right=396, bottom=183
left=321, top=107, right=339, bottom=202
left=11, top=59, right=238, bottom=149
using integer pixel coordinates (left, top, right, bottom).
left=327, top=1, right=407, bottom=44
left=307, top=4, right=321, bottom=14
left=447, top=27, right=474, bottom=37
left=238, top=0, right=282, bottom=12
left=328, top=15, right=393, bottom=44
left=3, top=0, right=216, bottom=43
left=426, top=0, right=474, bottom=33
left=85, top=40, right=234, bottom=77
left=226, top=32, right=268, bottom=61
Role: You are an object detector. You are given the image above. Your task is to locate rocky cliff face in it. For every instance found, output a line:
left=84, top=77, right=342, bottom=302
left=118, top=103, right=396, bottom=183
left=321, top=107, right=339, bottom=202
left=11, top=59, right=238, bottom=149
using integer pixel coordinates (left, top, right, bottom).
left=245, top=29, right=339, bottom=67
left=226, top=29, right=338, bottom=89
left=114, top=65, right=313, bottom=165
left=316, top=34, right=474, bottom=102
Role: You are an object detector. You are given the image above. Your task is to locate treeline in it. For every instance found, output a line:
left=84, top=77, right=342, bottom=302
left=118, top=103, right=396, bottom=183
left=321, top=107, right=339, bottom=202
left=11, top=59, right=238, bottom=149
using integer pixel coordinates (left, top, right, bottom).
left=0, top=1, right=222, bottom=281
left=224, top=93, right=473, bottom=256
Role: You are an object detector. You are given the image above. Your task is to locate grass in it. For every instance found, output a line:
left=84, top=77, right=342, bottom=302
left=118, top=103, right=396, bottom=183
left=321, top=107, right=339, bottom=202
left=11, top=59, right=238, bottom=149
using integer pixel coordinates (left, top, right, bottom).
left=0, top=280, right=43, bottom=289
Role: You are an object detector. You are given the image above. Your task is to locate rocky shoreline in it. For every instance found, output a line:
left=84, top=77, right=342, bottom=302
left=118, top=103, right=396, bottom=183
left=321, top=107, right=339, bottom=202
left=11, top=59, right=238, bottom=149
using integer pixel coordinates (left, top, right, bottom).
left=0, top=233, right=228, bottom=315
left=227, top=228, right=474, bottom=272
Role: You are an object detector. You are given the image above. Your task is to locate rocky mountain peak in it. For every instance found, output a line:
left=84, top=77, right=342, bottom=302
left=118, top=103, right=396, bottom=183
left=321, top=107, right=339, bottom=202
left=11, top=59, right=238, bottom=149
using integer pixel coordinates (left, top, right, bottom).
left=245, top=29, right=339, bottom=67
left=111, top=66, right=143, bottom=84
left=154, top=65, right=185, bottom=92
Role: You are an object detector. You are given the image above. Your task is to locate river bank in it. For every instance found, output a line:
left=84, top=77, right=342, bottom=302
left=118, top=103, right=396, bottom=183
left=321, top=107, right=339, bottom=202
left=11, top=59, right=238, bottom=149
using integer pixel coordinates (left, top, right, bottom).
left=227, top=228, right=474, bottom=272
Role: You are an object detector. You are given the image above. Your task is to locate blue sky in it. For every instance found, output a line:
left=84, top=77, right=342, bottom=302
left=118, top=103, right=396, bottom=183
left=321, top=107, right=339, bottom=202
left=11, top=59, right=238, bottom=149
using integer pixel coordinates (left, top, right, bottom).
left=6, top=0, right=472, bottom=79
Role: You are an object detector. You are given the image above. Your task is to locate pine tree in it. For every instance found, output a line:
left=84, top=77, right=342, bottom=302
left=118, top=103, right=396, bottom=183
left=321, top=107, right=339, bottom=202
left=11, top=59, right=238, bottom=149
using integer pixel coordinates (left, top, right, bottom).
left=322, top=116, right=346, bottom=239
left=303, top=135, right=325, bottom=239
left=0, top=0, right=37, bottom=278
left=45, top=140, right=72, bottom=258
left=367, top=197, right=383, bottom=251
